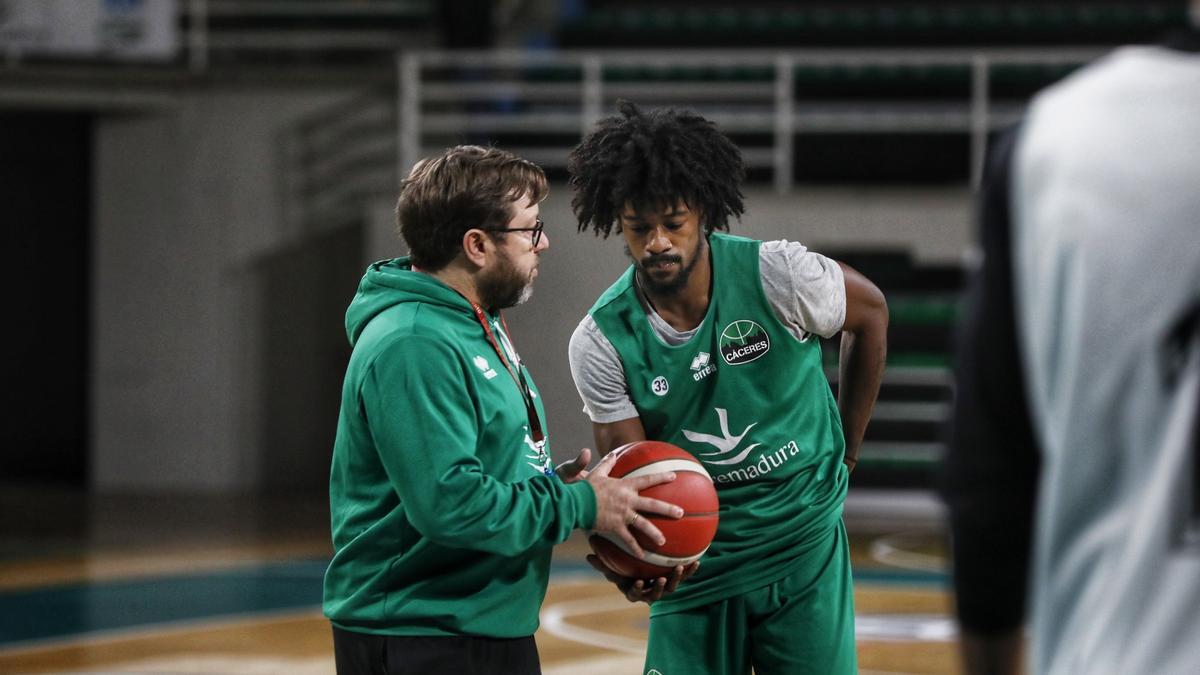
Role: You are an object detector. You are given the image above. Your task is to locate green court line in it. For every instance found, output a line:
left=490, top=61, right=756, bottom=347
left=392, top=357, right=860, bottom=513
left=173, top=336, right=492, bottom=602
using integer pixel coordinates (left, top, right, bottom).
left=0, top=560, right=327, bottom=647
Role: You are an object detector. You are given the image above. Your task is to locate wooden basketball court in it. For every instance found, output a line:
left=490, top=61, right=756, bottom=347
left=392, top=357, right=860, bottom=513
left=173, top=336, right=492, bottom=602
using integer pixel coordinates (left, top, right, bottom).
left=0, top=487, right=958, bottom=674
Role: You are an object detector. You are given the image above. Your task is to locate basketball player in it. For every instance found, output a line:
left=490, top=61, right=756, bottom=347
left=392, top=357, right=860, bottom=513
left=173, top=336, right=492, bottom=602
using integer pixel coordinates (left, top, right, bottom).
left=323, top=145, right=684, bottom=675
left=943, top=13, right=1200, bottom=673
left=567, top=103, right=889, bottom=674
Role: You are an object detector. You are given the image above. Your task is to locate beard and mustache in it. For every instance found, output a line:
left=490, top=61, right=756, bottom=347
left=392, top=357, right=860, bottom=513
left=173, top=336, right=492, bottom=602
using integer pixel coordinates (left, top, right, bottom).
left=627, top=236, right=705, bottom=296
left=478, top=249, right=536, bottom=310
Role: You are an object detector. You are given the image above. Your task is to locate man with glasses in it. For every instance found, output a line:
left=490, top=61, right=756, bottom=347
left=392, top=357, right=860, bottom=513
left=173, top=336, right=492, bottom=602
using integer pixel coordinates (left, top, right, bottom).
left=323, top=145, right=682, bottom=675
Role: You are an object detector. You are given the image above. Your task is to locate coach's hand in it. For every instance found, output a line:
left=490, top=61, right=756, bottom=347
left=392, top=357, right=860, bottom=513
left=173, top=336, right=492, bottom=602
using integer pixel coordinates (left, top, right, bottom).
left=585, top=555, right=701, bottom=605
left=586, top=450, right=682, bottom=558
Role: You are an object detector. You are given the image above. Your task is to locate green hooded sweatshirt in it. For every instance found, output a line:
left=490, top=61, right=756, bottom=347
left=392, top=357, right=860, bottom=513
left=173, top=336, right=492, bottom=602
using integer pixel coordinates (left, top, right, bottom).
left=323, top=258, right=596, bottom=638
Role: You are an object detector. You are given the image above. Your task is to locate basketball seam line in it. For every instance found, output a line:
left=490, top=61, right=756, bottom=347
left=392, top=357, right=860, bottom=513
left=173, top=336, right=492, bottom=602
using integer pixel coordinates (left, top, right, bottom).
left=621, top=459, right=713, bottom=480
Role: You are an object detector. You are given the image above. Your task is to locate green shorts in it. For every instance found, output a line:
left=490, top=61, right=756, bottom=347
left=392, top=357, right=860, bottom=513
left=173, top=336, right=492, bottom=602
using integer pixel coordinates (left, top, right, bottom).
left=642, top=521, right=856, bottom=675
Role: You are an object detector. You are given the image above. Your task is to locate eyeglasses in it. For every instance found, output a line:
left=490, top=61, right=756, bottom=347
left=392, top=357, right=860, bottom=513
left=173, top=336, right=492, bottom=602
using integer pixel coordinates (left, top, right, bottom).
left=487, top=218, right=545, bottom=247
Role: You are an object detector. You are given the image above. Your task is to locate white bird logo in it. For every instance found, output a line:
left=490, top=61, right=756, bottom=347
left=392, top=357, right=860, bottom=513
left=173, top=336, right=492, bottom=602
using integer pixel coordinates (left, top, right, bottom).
left=523, top=431, right=550, bottom=473
left=682, top=408, right=761, bottom=466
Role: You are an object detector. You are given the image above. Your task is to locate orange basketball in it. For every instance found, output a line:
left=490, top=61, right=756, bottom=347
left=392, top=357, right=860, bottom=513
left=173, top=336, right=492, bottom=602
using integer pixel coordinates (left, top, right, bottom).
left=588, top=440, right=720, bottom=579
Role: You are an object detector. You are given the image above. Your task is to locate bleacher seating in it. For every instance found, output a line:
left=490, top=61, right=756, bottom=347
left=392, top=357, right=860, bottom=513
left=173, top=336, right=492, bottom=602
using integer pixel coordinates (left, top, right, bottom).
left=819, top=250, right=964, bottom=488
left=193, top=0, right=437, bottom=69
left=560, top=2, right=1187, bottom=48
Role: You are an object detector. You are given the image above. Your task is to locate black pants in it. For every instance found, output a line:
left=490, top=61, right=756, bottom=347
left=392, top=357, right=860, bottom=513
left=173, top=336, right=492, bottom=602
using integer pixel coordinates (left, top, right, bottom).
left=332, top=625, right=541, bottom=675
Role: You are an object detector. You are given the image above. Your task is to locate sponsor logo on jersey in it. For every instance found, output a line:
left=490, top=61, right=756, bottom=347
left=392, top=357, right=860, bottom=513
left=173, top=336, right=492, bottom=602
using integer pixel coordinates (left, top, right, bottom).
left=682, top=407, right=760, bottom=465
left=719, top=320, right=770, bottom=365
left=682, top=407, right=802, bottom=483
left=690, top=351, right=716, bottom=381
left=473, top=355, right=498, bottom=380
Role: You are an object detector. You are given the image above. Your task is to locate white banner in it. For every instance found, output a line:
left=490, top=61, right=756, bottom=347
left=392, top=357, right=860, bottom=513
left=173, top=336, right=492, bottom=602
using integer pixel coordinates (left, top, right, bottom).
left=0, top=0, right=179, bottom=60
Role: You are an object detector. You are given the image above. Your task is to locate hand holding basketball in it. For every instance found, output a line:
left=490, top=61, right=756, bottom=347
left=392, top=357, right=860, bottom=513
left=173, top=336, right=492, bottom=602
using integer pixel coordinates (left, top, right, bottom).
left=586, top=449, right=683, bottom=558
left=554, top=447, right=592, bottom=483
left=587, top=441, right=720, bottom=580
left=586, top=555, right=700, bottom=605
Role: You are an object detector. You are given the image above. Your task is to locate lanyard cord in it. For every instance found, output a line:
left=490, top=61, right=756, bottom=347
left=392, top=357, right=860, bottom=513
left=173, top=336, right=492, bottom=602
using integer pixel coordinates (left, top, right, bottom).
left=466, top=301, right=545, bottom=444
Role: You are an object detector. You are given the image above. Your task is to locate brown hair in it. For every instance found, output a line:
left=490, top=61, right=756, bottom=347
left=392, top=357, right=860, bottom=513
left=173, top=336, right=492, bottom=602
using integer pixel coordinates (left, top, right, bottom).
left=397, top=145, right=548, bottom=270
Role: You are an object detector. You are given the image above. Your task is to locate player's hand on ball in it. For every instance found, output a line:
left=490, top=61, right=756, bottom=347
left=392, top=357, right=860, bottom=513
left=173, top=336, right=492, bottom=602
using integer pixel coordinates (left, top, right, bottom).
left=586, top=555, right=700, bottom=605
left=586, top=450, right=683, bottom=558
left=554, top=447, right=592, bottom=483
left=661, top=559, right=700, bottom=594
left=585, top=441, right=717, bottom=582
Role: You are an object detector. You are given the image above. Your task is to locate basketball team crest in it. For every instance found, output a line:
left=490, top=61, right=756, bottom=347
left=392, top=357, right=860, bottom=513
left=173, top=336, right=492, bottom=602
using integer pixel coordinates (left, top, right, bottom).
left=719, top=320, right=770, bottom=365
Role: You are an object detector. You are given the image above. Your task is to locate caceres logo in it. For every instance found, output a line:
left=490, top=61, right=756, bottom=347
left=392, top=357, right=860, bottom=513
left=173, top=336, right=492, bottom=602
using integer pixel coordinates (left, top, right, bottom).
left=690, top=351, right=715, bottom=381
left=719, top=320, right=770, bottom=365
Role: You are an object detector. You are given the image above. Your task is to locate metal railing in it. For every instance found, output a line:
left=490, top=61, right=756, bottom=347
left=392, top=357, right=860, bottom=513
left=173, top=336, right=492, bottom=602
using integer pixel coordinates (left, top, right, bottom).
left=396, top=47, right=1104, bottom=194
left=287, top=46, right=1106, bottom=227
left=0, top=0, right=433, bottom=71
left=283, top=88, right=398, bottom=230
left=187, top=0, right=434, bottom=72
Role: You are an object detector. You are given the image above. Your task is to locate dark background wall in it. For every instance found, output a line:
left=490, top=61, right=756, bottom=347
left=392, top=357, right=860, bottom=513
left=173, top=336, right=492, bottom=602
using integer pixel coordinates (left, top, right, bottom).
left=257, top=223, right=362, bottom=495
left=0, top=111, right=92, bottom=485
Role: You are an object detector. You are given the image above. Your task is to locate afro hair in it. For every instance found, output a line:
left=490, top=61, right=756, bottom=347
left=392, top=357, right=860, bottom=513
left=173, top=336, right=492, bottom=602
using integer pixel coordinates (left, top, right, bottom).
left=568, top=100, right=745, bottom=238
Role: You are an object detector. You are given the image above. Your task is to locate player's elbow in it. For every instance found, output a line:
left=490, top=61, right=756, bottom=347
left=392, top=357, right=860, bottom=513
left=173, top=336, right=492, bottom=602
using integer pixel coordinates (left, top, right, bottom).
left=852, top=286, right=889, bottom=339
left=840, top=264, right=888, bottom=339
left=868, top=288, right=888, bottom=332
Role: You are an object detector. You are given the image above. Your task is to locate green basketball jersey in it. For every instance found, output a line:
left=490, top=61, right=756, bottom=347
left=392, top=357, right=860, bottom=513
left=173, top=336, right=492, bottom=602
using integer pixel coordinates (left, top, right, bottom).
left=589, top=233, right=849, bottom=615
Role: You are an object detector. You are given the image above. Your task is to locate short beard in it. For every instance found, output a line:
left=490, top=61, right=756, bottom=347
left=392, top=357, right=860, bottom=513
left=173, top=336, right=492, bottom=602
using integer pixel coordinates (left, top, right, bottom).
left=628, top=237, right=705, bottom=297
left=478, top=250, right=533, bottom=310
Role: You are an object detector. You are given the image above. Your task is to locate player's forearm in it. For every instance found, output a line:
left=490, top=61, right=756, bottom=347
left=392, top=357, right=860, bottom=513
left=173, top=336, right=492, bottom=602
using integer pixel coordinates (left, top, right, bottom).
left=837, top=315, right=887, bottom=468
left=591, top=417, right=648, bottom=456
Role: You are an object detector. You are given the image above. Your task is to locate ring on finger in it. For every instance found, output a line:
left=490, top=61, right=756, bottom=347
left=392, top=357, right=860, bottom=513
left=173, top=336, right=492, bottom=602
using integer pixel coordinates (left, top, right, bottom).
left=627, top=512, right=640, bottom=525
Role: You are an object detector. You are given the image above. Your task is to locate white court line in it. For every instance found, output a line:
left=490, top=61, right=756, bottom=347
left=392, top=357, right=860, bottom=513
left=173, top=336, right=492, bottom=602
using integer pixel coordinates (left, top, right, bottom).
left=541, top=652, right=921, bottom=675
left=57, top=654, right=336, bottom=675
left=543, top=654, right=645, bottom=675
left=541, top=584, right=956, bottom=657
left=540, top=593, right=647, bottom=655
left=870, top=531, right=948, bottom=573
left=856, top=614, right=957, bottom=642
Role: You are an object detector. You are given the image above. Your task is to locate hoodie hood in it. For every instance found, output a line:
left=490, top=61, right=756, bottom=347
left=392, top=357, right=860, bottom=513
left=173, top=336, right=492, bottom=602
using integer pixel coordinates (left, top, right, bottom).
left=345, top=257, right=473, bottom=346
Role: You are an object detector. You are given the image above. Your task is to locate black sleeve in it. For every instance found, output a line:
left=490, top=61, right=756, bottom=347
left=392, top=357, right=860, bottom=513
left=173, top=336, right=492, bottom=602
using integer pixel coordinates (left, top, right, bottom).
left=940, top=127, right=1041, bottom=635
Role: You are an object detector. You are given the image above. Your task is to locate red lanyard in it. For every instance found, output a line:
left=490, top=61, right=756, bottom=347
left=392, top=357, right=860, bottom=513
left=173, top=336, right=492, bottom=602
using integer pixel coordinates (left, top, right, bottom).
left=467, top=302, right=546, bottom=444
